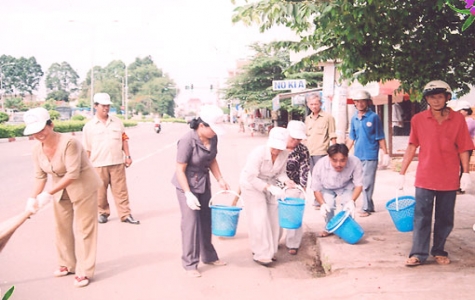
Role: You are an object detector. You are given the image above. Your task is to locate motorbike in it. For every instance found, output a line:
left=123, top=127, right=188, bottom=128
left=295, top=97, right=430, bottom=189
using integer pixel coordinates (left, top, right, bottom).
left=153, top=121, right=161, bottom=133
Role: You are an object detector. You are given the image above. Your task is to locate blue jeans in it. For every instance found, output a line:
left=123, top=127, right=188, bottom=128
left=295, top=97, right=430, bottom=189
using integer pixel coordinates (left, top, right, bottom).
left=361, top=160, right=378, bottom=212
left=322, top=188, right=353, bottom=224
left=410, top=188, right=456, bottom=262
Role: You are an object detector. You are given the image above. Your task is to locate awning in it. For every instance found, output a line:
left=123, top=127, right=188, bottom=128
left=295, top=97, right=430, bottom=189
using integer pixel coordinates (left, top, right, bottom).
left=348, top=80, right=410, bottom=105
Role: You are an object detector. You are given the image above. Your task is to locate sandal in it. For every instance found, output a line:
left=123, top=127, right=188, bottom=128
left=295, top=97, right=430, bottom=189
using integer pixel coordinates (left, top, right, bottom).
left=405, top=256, right=421, bottom=267
left=288, top=248, right=298, bottom=255
left=205, top=260, right=227, bottom=266
left=434, top=255, right=451, bottom=265
left=54, top=266, right=72, bottom=277
left=319, top=231, right=334, bottom=238
left=74, top=276, right=89, bottom=287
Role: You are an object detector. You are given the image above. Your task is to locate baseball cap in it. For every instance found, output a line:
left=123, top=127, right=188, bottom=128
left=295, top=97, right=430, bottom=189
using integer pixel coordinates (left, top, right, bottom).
left=23, top=107, right=50, bottom=135
left=454, top=100, right=471, bottom=112
left=199, top=105, right=225, bottom=136
left=287, top=120, right=306, bottom=140
left=267, top=127, right=289, bottom=150
left=93, top=93, right=112, bottom=105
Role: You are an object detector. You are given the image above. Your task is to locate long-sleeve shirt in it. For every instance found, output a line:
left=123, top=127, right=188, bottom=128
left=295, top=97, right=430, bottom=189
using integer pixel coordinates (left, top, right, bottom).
left=286, top=143, right=310, bottom=188
left=240, top=145, right=290, bottom=192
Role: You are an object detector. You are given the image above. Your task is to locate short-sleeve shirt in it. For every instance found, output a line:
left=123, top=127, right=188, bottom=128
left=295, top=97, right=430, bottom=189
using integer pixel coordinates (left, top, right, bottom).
left=286, top=143, right=310, bottom=187
left=410, top=109, right=474, bottom=190
left=466, top=117, right=475, bottom=140
left=171, top=129, right=218, bottom=194
left=82, top=115, right=126, bottom=167
left=305, top=111, right=337, bottom=156
left=349, top=110, right=385, bottom=160
left=311, top=155, right=363, bottom=195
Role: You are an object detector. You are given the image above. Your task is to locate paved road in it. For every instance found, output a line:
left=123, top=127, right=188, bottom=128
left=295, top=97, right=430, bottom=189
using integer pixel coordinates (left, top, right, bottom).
left=2, top=122, right=475, bottom=299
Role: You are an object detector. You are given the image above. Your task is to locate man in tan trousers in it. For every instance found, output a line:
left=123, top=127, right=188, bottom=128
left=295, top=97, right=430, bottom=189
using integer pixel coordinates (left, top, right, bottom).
left=82, top=93, right=140, bottom=225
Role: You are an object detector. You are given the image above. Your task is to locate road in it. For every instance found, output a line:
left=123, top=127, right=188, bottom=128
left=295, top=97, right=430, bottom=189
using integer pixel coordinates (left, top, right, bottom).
left=0, top=122, right=321, bottom=300
left=3, top=122, right=475, bottom=299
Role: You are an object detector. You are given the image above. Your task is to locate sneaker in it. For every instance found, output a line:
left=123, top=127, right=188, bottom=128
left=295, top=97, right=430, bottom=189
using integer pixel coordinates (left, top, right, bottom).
left=54, top=266, right=72, bottom=277
left=74, top=276, right=89, bottom=287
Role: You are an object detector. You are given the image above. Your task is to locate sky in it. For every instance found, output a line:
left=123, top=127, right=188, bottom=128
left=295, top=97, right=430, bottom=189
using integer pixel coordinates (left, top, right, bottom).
left=0, top=0, right=295, bottom=100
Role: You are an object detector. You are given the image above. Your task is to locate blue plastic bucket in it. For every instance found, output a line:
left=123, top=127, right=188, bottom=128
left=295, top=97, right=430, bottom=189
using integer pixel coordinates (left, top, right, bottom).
left=210, top=205, right=242, bottom=237
left=326, top=211, right=364, bottom=244
left=386, top=195, right=415, bottom=232
left=278, top=197, right=306, bottom=229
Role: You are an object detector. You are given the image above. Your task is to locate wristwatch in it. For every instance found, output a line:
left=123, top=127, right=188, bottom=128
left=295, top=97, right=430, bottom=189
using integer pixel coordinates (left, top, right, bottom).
left=126, top=156, right=132, bottom=159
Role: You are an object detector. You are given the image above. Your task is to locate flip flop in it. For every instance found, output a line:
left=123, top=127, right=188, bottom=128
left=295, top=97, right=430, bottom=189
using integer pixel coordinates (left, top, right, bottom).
left=405, top=256, right=421, bottom=267
left=288, top=248, right=298, bottom=255
left=434, top=255, right=451, bottom=265
left=359, top=211, right=371, bottom=217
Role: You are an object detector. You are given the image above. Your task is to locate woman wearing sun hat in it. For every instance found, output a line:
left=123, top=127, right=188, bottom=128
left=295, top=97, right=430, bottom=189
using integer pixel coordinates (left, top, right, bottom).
left=23, top=107, right=101, bottom=287
left=239, top=127, right=297, bottom=265
left=171, top=104, right=230, bottom=278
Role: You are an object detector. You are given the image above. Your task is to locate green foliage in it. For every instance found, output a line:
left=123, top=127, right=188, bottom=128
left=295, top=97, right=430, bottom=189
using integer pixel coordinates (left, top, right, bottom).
left=45, top=62, right=79, bottom=100
left=232, top=0, right=475, bottom=100
left=81, top=57, right=176, bottom=117
left=46, top=90, right=69, bottom=101
left=4, top=97, right=26, bottom=111
left=71, top=114, right=85, bottom=121
left=0, top=55, right=43, bottom=95
left=0, top=112, right=9, bottom=123
left=42, top=99, right=57, bottom=110
left=2, top=285, right=14, bottom=300
left=48, top=110, right=61, bottom=120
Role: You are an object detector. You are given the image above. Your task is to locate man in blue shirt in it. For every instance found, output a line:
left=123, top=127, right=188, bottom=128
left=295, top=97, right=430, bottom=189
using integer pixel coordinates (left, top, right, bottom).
left=347, top=90, right=390, bottom=217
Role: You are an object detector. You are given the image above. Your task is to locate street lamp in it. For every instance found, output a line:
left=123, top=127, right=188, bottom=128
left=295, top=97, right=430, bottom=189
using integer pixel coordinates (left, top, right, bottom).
left=0, top=62, right=14, bottom=112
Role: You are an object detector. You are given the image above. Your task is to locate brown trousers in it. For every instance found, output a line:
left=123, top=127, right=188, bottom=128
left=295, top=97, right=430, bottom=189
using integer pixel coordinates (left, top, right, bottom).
left=53, top=190, right=98, bottom=278
left=95, top=164, right=132, bottom=221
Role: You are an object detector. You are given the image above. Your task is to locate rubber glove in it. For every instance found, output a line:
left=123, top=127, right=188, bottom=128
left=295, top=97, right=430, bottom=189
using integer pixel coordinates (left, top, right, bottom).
left=37, top=191, right=53, bottom=208
left=320, top=203, right=331, bottom=218
left=343, top=201, right=356, bottom=219
left=397, top=174, right=405, bottom=190
left=25, top=197, right=38, bottom=214
left=460, top=173, right=472, bottom=192
left=267, top=185, right=285, bottom=199
left=381, top=154, right=391, bottom=167
left=185, top=191, right=201, bottom=210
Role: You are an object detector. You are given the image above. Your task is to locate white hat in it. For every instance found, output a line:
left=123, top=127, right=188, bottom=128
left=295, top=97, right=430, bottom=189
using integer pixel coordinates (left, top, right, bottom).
left=199, top=105, right=225, bottom=136
left=454, top=100, right=471, bottom=111
left=267, top=127, right=289, bottom=150
left=93, top=93, right=112, bottom=105
left=351, top=90, right=372, bottom=101
left=23, top=107, right=50, bottom=135
left=287, top=120, right=306, bottom=140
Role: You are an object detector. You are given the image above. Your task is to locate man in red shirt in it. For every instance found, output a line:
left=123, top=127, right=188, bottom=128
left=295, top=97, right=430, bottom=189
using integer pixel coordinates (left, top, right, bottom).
left=398, top=80, right=473, bottom=267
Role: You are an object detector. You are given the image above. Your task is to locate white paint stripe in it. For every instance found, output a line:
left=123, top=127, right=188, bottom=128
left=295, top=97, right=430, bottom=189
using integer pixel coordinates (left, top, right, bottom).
left=133, top=141, right=176, bottom=164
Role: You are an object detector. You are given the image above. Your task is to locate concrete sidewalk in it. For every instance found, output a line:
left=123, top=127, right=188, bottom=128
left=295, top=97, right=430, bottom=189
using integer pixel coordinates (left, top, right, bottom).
left=307, top=164, right=475, bottom=275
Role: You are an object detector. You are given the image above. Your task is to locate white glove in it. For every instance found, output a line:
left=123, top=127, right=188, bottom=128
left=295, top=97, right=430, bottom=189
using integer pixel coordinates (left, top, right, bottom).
left=381, top=154, right=391, bottom=167
left=25, top=197, right=38, bottom=214
left=37, top=191, right=53, bottom=208
left=397, top=174, right=405, bottom=190
left=184, top=191, right=201, bottom=210
left=343, top=201, right=356, bottom=219
left=461, top=173, right=472, bottom=192
left=320, top=203, right=331, bottom=218
left=268, top=185, right=285, bottom=199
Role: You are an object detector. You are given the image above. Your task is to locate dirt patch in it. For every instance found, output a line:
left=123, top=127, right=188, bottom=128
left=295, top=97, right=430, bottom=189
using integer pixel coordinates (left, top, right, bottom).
left=273, top=231, right=326, bottom=279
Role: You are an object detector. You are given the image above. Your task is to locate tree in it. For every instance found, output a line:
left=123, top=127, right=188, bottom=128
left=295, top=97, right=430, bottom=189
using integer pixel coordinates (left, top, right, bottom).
left=232, top=0, right=475, bottom=99
left=0, top=55, right=43, bottom=96
left=4, top=97, right=26, bottom=111
left=224, top=43, right=290, bottom=108
left=45, top=62, right=79, bottom=101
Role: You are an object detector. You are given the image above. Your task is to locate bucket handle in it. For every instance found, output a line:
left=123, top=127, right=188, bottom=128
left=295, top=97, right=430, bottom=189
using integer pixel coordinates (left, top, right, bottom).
left=209, top=190, right=242, bottom=207
left=281, top=185, right=305, bottom=201
left=326, top=210, right=351, bottom=234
